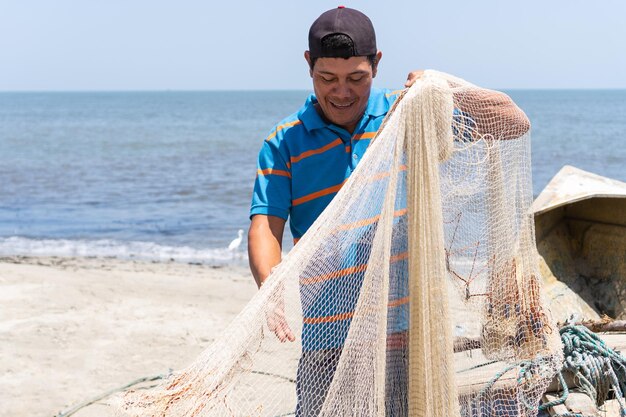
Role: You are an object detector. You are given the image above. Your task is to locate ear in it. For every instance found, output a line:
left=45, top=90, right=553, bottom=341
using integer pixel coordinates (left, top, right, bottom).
left=304, top=51, right=313, bottom=77
left=372, top=51, right=383, bottom=78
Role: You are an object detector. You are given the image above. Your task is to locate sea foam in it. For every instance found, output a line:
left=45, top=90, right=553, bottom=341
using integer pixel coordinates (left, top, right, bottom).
left=0, top=236, right=247, bottom=265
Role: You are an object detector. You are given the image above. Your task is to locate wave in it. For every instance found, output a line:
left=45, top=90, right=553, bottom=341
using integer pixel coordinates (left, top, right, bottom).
left=0, top=236, right=248, bottom=265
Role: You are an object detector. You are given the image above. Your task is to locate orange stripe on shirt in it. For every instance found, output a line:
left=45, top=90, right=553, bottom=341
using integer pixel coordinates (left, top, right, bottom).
left=353, top=131, right=377, bottom=141
left=334, top=208, right=407, bottom=233
left=390, top=252, right=408, bottom=263
left=300, top=264, right=368, bottom=286
left=303, top=296, right=409, bottom=325
left=388, top=296, right=409, bottom=308
left=257, top=168, right=291, bottom=178
left=303, top=311, right=354, bottom=325
left=300, top=251, right=407, bottom=286
left=368, top=164, right=408, bottom=182
left=292, top=179, right=347, bottom=206
left=290, top=138, right=343, bottom=164
left=385, top=89, right=405, bottom=98
left=265, top=120, right=302, bottom=142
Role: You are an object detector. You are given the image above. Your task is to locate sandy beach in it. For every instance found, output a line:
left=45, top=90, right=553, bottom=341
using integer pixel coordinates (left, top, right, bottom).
left=0, top=256, right=257, bottom=417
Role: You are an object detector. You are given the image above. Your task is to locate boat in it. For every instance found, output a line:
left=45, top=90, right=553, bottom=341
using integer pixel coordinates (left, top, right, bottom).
left=534, top=165, right=626, bottom=323
left=534, top=166, right=626, bottom=416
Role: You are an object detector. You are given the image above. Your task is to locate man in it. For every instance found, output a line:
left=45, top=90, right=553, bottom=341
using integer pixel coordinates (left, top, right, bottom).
left=247, top=6, right=419, bottom=415
left=249, top=6, right=420, bottom=290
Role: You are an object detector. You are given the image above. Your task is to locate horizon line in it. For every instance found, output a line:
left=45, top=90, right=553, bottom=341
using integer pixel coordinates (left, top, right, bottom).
left=2, top=87, right=626, bottom=93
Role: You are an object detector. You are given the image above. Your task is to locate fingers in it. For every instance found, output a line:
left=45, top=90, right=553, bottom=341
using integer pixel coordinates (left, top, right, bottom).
left=269, top=318, right=295, bottom=342
left=405, top=69, right=425, bottom=87
left=275, top=320, right=296, bottom=342
left=266, top=307, right=295, bottom=343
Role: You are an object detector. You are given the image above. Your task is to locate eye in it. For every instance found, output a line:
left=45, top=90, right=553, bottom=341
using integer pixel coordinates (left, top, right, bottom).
left=320, top=76, right=335, bottom=83
left=349, top=76, right=365, bottom=83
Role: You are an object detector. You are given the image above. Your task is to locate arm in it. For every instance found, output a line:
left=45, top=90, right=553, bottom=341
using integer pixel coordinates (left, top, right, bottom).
left=249, top=133, right=291, bottom=287
left=248, top=214, right=295, bottom=342
left=456, top=89, right=530, bottom=140
left=405, top=70, right=529, bottom=139
left=248, top=214, right=286, bottom=288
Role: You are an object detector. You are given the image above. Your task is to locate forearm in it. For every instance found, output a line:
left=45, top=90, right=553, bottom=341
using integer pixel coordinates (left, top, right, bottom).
left=248, top=215, right=285, bottom=288
left=457, top=89, right=530, bottom=140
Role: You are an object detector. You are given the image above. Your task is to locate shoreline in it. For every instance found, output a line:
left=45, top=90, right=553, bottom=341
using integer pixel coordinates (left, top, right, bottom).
left=0, top=255, right=257, bottom=416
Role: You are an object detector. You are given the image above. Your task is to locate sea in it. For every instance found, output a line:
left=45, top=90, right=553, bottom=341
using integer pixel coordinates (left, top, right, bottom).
left=0, top=90, right=624, bottom=265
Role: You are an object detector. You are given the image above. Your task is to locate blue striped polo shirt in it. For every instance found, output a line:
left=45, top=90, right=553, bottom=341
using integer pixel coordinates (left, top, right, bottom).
left=251, top=88, right=409, bottom=351
left=250, top=88, right=402, bottom=241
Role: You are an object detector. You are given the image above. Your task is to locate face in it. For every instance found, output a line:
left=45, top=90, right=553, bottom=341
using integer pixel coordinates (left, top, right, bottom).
left=305, top=51, right=381, bottom=133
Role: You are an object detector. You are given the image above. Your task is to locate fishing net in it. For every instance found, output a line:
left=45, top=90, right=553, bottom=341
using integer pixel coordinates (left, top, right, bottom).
left=115, top=70, right=563, bottom=417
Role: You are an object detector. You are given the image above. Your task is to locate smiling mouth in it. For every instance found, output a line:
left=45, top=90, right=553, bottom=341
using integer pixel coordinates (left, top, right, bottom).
left=330, top=100, right=355, bottom=109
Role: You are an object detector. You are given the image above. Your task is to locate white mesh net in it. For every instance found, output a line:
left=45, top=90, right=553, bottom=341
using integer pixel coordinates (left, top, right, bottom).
left=114, top=70, right=563, bottom=417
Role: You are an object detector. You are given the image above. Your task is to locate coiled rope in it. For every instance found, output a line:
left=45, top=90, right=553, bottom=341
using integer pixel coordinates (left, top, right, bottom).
left=478, top=325, right=626, bottom=417
left=541, top=325, right=626, bottom=417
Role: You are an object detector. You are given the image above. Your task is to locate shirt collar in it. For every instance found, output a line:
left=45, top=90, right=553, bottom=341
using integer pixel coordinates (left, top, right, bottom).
left=364, top=88, right=391, bottom=118
left=297, top=95, right=326, bottom=131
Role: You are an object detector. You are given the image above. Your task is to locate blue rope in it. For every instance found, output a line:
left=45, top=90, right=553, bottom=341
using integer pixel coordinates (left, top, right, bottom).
left=479, top=325, right=626, bottom=417
left=557, top=325, right=626, bottom=415
left=544, top=325, right=626, bottom=416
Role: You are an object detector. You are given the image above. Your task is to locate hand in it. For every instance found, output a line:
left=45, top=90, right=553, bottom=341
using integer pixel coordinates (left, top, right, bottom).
left=264, top=280, right=295, bottom=343
left=266, top=298, right=296, bottom=343
left=405, top=70, right=425, bottom=87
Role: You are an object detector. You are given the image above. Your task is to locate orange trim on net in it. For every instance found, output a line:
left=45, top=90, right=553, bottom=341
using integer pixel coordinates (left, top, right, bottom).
left=290, top=138, right=343, bottom=164
left=292, top=179, right=347, bottom=206
left=265, top=120, right=302, bottom=142
left=257, top=168, right=291, bottom=178
left=353, top=131, right=377, bottom=141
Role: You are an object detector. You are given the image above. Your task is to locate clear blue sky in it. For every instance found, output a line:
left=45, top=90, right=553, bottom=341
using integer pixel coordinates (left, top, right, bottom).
left=1, top=0, right=624, bottom=91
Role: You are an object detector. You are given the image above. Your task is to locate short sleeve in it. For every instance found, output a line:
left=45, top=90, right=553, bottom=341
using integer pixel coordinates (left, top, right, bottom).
left=250, top=140, right=292, bottom=220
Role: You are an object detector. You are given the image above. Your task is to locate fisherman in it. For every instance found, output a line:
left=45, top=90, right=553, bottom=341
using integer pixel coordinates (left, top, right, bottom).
left=247, top=6, right=420, bottom=415
left=247, top=6, right=530, bottom=416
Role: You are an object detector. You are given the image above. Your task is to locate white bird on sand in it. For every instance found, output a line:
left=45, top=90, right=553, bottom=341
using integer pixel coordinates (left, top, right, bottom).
left=228, top=229, right=244, bottom=251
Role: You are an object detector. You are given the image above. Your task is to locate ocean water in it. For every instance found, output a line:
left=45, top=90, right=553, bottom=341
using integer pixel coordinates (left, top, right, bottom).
left=0, top=90, right=624, bottom=264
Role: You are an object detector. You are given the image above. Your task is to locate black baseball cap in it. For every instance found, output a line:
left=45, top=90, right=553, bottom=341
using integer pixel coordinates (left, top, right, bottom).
left=308, top=6, right=377, bottom=59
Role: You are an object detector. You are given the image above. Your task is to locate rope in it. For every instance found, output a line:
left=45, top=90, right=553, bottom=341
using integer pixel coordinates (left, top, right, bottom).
left=477, top=357, right=548, bottom=413
left=54, top=371, right=171, bottom=417
left=555, top=325, right=626, bottom=416
left=52, top=369, right=296, bottom=417
left=478, top=325, right=626, bottom=417
left=540, top=325, right=626, bottom=417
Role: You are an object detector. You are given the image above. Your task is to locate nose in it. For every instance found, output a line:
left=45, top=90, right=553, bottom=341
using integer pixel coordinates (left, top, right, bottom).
left=333, top=80, right=351, bottom=99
